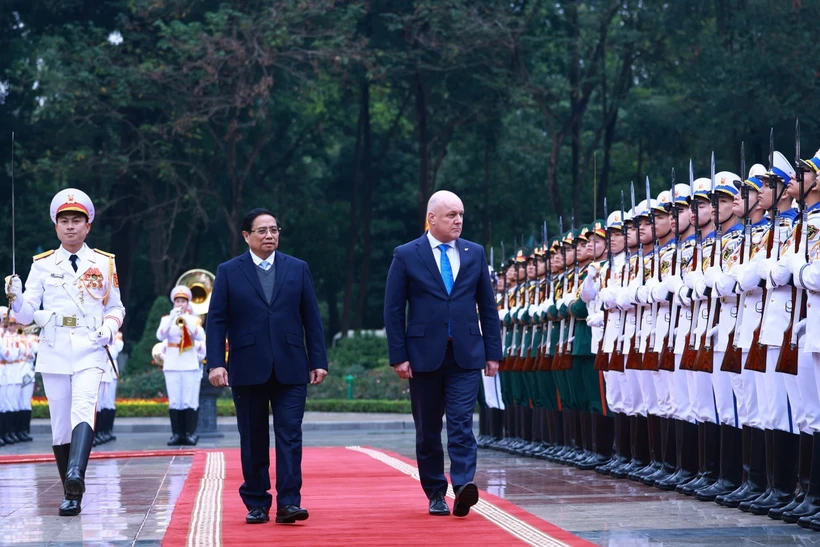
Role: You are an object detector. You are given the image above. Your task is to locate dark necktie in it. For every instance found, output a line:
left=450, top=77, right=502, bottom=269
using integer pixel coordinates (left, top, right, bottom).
left=69, top=254, right=78, bottom=273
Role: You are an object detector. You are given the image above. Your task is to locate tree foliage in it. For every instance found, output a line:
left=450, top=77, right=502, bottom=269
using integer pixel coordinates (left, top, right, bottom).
left=2, top=0, right=820, bottom=351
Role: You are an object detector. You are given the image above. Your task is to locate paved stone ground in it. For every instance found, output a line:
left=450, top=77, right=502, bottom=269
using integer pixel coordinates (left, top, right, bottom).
left=1, top=416, right=819, bottom=546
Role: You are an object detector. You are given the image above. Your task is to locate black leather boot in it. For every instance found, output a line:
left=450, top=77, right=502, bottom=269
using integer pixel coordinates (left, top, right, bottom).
left=578, top=412, right=613, bottom=470
left=613, top=415, right=649, bottom=479
left=93, top=411, right=105, bottom=446
left=19, top=410, right=33, bottom=442
left=600, top=412, right=632, bottom=475
left=629, top=414, right=662, bottom=481
left=2, top=412, right=18, bottom=444
left=53, top=443, right=81, bottom=516
left=787, top=431, right=820, bottom=525
left=771, top=431, right=811, bottom=520
left=740, top=428, right=777, bottom=512
left=643, top=416, right=676, bottom=485
left=183, top=408, right=199, bottom=446
left=107, top=408, right=117, bottom=442
left=719, top=426, right=767, bottom=507
left=655, top=419, right=697, bottom=490
left=167, top=409, right=183, bottom=446
left=696, top=424, right=742, bottom=501
left=748, top=430, right=798, bottom=515
left=64, top=423, right=95, bottom=497
left=681, top=421, right=720, bottom=495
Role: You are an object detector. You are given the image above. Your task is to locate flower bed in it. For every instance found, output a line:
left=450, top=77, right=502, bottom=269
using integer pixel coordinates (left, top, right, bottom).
left=31, top=398, right=411, bottom=418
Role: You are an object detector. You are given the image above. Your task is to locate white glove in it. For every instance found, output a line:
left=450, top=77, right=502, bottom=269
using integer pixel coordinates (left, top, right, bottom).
left=736, top=260, right=764, bottom=292
left=693, top=278, right=710, bottom=300
left=616, top=289, right=633, bottom=311
left=5, top=276, right=23, bottom=312
left=651, top=280, right=669, bottom=302
left=587, top=263, right=600, bottom=279
left=769, top=255, right=794, bottom=287
left=673, top=287, right=690, bottom=308
left=789, top=252, right=808, bottom=276
left=664, top=274, right=683, bottom=296
left=685, top=270, right=704, bottom=291
left=599, top=287, right=618, bottom=309
left=703, top=266, right=722, bottom=288
left=756, top=257, right=775, bottom=283
left=91, top=325, right=113, bottom=347
left=586, top=312, right=605, bottom=328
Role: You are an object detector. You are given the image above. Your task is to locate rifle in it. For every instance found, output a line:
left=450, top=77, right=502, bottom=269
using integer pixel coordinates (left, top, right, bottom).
left=523, top=234, right=540, bottom=372
left=513, top=240, right=530, bottom=372
left=642, top=176, right=661, bottom=371
left=625, top=182, right=644, bottom=370
left=694, top=152, right=721, bottom=373
left=594, top=198, right=612, bottom=371
left=555, top=217, right=568, bottom=364
left=680, top=159, right=702, bottom=370
left=533, top=222, right=549, bottom=371
left=776, top=119, right=809, bottom=375
left=746, top=129, right=777, bottom=373
left=722, top=143, right=748, bottom=373
left=541, top=226, right=556, bottom=371
left=659, top=168, right=681, bottom=372
left=609, top=192, right=629, bottom=372
left=561, top=212, right=578, bottom=369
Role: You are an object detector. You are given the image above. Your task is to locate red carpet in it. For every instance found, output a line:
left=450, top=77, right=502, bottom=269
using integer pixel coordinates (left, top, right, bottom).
left=164, top=446, right=595, bottom=547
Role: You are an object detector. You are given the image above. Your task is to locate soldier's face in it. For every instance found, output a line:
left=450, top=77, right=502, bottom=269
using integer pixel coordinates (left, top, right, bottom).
left=526, top=261, right=536, bottom=278
left=695, top=199, right=712, bottom=228
left=243, top=214, right=279, bottom=257
left=550, top=253, right=564, bottom=271
left=505, top=268, right=517, bottom=284
left=638, top=218, right=653, bottom=244
left=537, top=258, right=547, bottom=276
left=626, top=224, right=638, bottom=247
left=55, top=212, right=90, bottom=247
left=654, top=212, right=672, bottom=238
left=759, top=184, right=775, bottom=210
left=576, top=241, right=590, bottom=262
left=718, top=195, right=735, bottom=223
left=588, top=235, right=606, bottom=260
left=609, top=230, right=625, bottom=254
left=787, top=170, right=815, bottom=199
left=674, top=206, right=691, bottom=232
left=174, top=297, right=189, bottom=310
left=563, top=246, right=575, bottom=265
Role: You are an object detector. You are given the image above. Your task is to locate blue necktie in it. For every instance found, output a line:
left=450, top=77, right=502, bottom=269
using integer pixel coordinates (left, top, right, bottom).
left=259, top=260, right=271, bottom=271
left=438, top=244, right=454, bottom=336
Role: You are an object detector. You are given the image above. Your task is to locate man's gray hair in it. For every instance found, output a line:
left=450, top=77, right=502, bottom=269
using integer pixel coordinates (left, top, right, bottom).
left=426, top=190, right=461, bottom=215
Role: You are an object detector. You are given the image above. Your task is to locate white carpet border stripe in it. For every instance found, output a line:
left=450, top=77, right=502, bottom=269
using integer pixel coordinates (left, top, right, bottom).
left=187, top=451, right=225, bottom=547
left=346, top=446, right=571, bottom=547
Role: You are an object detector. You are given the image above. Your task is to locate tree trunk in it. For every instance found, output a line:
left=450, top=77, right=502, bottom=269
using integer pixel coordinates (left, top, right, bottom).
left=414, top=71, right=430, bottom=230
left=354, top=80, right=374, bottom=330
left=483, top=130, right=492, bottom=247
left=340, top=87, right=365, bottom=336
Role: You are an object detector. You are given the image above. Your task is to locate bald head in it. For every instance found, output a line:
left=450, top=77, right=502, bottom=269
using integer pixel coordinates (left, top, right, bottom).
left=427, top=190, right=464, bottom=242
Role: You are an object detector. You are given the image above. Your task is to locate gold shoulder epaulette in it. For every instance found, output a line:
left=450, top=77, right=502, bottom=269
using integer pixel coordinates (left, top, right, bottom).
left=93, top=248, right=115, bottom=258
left=33, top=249, right=55, bottom=261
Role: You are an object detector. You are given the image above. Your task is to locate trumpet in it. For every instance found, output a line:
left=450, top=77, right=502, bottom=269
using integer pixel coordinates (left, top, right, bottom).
left=176, top=316, right=186, bottom=327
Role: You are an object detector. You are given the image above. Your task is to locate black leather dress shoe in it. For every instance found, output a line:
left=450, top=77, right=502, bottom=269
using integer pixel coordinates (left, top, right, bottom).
left=428, top=493, right=450, bottom=516
left=276, top=505, right=309, bottom=524
left=453, top=482, right=479, bottom=517
left=245, top=508, right=270, bottom=524
left=59, top=496, right=82, bottom=517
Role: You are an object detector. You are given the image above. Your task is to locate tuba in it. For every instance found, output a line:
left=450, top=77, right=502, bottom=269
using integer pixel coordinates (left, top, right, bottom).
left=175, top=269, right=215, bottom=316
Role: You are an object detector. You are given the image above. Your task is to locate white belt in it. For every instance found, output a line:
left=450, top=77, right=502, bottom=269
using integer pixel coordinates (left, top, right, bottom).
left=54, top=314, right=98, bottom=329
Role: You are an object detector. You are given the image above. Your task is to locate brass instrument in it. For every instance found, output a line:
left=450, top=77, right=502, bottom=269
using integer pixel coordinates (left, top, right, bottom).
left=176, top=316, right=186, bottom=327
left=175, top=269, right=215, bottom=316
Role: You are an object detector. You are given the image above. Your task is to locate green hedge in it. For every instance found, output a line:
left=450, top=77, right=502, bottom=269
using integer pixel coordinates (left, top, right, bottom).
left=32, top=398, right=411, bottom=418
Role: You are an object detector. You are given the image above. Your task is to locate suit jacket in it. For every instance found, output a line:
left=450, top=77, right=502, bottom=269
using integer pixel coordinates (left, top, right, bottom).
left=383, top=235, right=502, bottom=372
left=205, top=250, right=327, bottom=386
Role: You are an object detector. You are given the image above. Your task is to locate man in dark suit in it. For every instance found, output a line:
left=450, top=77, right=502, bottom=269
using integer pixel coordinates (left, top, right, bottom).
left=384, top=190, right=502, bottom=517
left=206, top=208, right=328, bottom=525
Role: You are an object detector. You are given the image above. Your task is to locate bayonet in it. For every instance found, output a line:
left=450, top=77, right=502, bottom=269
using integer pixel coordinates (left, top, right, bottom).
left=4, top=132, right=16, bottom=329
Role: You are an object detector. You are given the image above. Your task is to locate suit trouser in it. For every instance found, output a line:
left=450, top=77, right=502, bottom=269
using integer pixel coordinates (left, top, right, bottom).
left=622, top=369, right=641, bottom=415
left=232, top=372, right=307, bottom=510
left=731, top=351, right=760, bottom=428
left=164, top=370, right=201, bottom=410
left=409, top=342, right=481, bottom=499
left=636, top=369, right=657, bottom=416
left=754, top=347, right=792, bottom=432
left=42, top=368, right=103, bottom=445
left=712, top=351, right=738, bottom=427
left=654, top=369, right=673, bottom=418
left=688, top=369, right=716, bottom=424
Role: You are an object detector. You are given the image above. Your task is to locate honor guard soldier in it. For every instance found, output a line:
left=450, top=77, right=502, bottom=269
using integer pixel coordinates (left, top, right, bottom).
left=94, top=331, right=123, bottom=445
left=156, top=286, right=205, bottom=446
left=0, top=306, right=21, bottom=445
left=5, top=188, right=125, bottom=516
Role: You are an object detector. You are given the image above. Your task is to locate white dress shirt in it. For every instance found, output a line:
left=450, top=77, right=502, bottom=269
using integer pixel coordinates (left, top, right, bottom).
left=250, top=250, right=276, bottom=269
left=426, top=232, right=460, bottom=280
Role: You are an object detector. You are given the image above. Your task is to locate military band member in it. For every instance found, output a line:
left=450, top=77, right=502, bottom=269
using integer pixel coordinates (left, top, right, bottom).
left=157, top=286, right=205, bottom=446
left=95, top=331, right=124, bottom=445
left=5, top=188, right=125, bottom=516
left=0, top=306, right=21, bottom=445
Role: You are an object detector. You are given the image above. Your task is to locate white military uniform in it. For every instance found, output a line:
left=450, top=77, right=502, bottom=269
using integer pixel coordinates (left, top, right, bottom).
left=10, top=195, right=125, bottom=445
left=157, top=288, right=205, bottom=411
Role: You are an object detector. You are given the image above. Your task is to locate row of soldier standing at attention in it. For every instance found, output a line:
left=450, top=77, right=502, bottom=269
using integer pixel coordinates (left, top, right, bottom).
left=477, top=134, right=820, bottom=531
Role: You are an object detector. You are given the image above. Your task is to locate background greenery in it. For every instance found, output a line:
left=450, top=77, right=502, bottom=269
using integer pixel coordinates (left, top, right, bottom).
left=3, top=1, right=819, bottom=362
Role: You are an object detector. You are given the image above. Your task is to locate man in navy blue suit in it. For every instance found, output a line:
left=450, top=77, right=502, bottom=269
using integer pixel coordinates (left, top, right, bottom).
left=206, top=208, right=328, bottom=525
left=384, top=190, right=502, bottom=517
